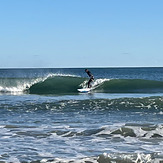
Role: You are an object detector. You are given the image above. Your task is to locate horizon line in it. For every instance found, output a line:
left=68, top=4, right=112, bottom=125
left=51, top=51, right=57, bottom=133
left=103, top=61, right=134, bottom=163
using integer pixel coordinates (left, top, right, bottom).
left=0, top=66, right=163, bottom=69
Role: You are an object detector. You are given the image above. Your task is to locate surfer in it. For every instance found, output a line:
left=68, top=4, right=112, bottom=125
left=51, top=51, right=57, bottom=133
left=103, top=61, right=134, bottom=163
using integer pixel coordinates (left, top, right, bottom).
left=85, top=69, right=94, bottom=88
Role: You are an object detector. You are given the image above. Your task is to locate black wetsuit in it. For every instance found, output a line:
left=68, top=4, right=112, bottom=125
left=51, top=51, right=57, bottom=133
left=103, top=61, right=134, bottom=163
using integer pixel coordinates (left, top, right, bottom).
left=86, top=71, right=94, bottom=88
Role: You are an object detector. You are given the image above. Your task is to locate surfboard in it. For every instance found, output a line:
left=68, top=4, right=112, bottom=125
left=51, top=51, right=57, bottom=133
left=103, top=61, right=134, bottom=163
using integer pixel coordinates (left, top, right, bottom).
left=77, top=88, right=91, bottom=93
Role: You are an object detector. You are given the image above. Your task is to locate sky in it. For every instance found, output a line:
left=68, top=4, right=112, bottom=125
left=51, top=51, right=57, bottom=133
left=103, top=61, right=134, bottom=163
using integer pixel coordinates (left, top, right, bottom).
left=0, top=0, right=163, bottom=68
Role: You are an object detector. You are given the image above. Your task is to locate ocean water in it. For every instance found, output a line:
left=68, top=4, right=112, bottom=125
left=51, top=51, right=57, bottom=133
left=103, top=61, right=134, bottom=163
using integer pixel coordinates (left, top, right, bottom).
left=0, top=68, right=163, bottom=163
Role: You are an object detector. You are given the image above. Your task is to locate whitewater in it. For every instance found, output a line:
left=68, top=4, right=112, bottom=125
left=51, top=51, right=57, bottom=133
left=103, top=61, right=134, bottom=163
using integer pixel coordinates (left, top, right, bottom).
left=0, top=68, right=163, bottom=163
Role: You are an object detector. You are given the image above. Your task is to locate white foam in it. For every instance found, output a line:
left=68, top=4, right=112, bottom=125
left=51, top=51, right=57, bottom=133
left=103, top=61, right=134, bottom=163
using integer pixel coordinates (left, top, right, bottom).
left=39, top=152, right=54, bottom=157
left=158, top=111, right=163, bottom=115
left=41, top=159, right=48, bottom=163
left=80, top=78, right=110, bottom=89
left=132, top=127, right=147, bottom=137
left=135, top=153, right=152, bottom=162
left=48, top=73, right=79, bottom=78
left=8, top=156, right=20, bottom=163
left=0, top=86, right=24, bottom=93
left=100, top=153, right=154, bottom=163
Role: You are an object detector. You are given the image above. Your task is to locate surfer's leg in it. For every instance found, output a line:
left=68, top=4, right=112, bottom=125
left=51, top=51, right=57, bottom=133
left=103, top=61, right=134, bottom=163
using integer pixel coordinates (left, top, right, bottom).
left=88, top=79, right=92, bottom=88
left=88, top=78, right=93, bottom=88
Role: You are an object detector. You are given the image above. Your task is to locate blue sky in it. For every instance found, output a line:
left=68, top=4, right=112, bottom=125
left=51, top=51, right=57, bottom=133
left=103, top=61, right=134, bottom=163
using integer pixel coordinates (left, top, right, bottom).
left=0, top=0, right=163, bottom=68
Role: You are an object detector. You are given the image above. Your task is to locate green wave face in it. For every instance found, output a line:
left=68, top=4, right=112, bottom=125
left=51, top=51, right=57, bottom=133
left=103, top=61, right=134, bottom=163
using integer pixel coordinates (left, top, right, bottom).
left=29, top=76, right=85, bottom=94
left=29, top=77, right=163, bottom=94
left=96, top=79, right=163, bottom=93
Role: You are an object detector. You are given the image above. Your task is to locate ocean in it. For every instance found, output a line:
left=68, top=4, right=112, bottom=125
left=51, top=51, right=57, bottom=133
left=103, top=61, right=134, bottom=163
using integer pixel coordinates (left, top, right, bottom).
left=0, top=68, right=163, bottom=163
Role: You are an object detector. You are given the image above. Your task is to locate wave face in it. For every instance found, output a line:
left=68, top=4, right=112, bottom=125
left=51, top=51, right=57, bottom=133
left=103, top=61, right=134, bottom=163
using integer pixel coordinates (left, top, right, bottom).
left=96, top=79, right=163, bottom=93
left=29, top=75, right=85, bottom=94
left=29, top=77, right=163, bottom=94
left=1, top=74, right=163, bottom=94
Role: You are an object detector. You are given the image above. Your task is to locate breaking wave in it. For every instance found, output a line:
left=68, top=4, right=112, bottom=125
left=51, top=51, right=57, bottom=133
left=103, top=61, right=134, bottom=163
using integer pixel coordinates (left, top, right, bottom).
left=1, top=74, right=163, bottom=94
